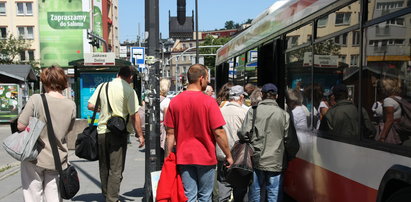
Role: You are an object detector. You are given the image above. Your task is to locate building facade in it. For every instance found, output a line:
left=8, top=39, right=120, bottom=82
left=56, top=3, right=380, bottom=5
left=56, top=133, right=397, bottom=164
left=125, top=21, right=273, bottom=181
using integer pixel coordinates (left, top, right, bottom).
left=103, top=0, right=120, bottom=56
left=0, top=0, right=40, bottom=63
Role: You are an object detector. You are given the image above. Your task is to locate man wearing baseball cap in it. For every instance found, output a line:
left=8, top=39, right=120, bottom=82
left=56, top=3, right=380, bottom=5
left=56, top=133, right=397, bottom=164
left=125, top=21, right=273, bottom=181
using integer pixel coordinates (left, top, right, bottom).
left=238, top=83, right=290, bottom=202
left=215, top=85, right=249, bottom=201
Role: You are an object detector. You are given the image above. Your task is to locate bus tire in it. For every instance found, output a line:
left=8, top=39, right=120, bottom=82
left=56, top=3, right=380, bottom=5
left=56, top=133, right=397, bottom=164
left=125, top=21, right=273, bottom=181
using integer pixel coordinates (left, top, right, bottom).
left=386, top=187, right=411, bottom=202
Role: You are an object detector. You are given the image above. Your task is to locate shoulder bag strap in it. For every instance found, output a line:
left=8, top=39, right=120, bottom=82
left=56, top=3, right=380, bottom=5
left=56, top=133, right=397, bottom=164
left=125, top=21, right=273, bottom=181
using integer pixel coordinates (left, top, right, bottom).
left=40, top=94, right=63, bottom=174
left=89, top=83, right=105, bottom=127
left=247, top=106, right=257, bottom=140
left=105, top=82, right=112, bottom=113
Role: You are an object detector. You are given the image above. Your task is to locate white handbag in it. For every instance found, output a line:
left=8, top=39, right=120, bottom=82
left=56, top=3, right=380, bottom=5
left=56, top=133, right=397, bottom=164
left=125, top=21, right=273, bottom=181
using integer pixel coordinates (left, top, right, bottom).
left=2, top=101, right=45, bottom=161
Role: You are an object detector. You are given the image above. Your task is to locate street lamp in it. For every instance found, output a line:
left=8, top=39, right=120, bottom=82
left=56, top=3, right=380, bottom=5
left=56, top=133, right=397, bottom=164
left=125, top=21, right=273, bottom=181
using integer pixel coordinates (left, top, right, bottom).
left=195, top=0, right=199, bottom=63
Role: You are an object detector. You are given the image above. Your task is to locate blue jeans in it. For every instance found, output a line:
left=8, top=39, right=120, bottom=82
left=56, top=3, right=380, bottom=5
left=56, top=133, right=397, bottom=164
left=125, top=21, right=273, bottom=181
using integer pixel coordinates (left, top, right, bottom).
left=248, top=169, right=281, bottom=202
left=179, top=165, right=216, bottom=202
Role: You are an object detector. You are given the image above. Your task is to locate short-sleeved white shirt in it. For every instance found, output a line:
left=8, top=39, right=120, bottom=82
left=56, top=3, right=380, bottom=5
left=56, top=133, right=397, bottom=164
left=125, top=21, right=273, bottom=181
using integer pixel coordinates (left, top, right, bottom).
left=160, top=97, right=171, bottom=121
left=384, top=96, right=402, bottom=120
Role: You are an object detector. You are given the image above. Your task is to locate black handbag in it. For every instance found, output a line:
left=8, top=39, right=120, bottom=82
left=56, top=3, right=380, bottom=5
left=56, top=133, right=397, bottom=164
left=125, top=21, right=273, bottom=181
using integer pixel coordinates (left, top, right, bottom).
left=224, top=106, right=257, bottom=188
left=41, top=94, right=80, bottom=199
left=75, top=83, right=105, bottom=161
left=284, top=107, right=300, bottom=164
left=105, top=82, right=129, bottom=135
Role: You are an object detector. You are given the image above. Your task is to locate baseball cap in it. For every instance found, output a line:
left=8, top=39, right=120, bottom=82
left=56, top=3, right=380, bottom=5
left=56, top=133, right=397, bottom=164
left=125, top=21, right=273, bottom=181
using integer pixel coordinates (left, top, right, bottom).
left=261, top=83, right=278, bottom=93
left=229, top=85, right=247, bottom=97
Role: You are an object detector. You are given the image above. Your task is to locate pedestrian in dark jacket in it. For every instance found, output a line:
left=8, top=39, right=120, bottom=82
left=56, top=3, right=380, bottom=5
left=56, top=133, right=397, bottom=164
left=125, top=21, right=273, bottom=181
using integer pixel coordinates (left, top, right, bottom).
left=238, top=83, right=290, bottom=202
left=319, top=84, right=376, bottom=137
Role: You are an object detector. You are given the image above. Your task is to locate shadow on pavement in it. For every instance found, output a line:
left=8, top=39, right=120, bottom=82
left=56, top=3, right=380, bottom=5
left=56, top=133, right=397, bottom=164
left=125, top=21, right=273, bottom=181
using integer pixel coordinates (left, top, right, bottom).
left=70, top=161, right=101, bottom=187
left=71, top=193, right=104, bottom=201
left=123, top=187, right=144, bottom=198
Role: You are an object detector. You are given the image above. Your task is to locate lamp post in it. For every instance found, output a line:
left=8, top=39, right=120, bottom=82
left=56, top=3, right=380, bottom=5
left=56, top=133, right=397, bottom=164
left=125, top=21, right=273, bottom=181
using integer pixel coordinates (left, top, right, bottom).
left=195, top=0, right=199, bottom=63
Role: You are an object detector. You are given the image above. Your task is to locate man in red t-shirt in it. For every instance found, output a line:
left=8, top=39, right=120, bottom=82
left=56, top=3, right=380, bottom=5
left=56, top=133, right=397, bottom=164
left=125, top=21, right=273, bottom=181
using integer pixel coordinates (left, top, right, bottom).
left=164, top=64, right=233, bottom=202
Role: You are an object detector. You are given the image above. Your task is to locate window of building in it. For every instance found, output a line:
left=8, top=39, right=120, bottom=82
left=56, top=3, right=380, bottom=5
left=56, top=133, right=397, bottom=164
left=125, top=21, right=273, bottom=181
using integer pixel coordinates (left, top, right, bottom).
left=0, top=2, right=6, bottom=15
left=317, top=16, right=328, bottom=27
left=18, top=26, right=34, bottom=39
left=287, top=36, right=299, bottom=48
left=350, top=55, right=359, bottom=66
left=376, top=1, right=403, bottom=10
left=352, top=31, right=360, bottom=45
left=335, top=33, right=348, bottom=45
left=317, top=1, right=359, bottom=38
left=340, top=55, right=347, bottom=64
left=286, top=23, right=312, bottom=48
left=182, top=44, right=186, bottom=48
left=182, top=56, right=186, bottom=61
left=16, top=2, right=33, bottom=16
left=387, top=39, right=405, bottom=45
left=0, top=27, right=6, bottom=39
left=20, top=51, right=26, bottom=61
left=335, top=13, right=351, bottom=25
left=386, top=18, right=404, bottom=26
left=19, top=50, right=34, bottom=61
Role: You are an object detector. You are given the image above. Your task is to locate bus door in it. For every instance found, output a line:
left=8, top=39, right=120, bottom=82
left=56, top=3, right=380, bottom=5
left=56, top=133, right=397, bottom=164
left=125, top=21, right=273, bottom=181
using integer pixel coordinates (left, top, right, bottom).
left=258, top=38, right=286, bottom=108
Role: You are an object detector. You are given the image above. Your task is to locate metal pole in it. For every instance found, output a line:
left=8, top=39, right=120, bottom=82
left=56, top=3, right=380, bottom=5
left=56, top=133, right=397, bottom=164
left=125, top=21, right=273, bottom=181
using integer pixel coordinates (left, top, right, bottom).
left=175, top=56, right=179, bottom=92
left=144, top=0, right=161, bottom=201
left=195, top=0, right=199, bottom=63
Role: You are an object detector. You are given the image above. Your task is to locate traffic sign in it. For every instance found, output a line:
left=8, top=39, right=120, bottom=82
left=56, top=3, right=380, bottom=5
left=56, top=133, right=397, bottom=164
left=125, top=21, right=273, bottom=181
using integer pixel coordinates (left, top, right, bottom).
left=130, top=47, right=145, bottom=66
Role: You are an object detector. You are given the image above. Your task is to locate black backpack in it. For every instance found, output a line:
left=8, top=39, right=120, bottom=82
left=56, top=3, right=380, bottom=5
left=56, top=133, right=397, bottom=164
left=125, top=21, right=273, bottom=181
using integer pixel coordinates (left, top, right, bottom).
left=391, top=97, right=411, bottom=135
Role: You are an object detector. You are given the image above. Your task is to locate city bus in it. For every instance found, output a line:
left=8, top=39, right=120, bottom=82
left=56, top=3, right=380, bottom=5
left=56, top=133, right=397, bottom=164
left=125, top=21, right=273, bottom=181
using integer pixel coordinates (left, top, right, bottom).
left=215, top=0, right=411, bottom=201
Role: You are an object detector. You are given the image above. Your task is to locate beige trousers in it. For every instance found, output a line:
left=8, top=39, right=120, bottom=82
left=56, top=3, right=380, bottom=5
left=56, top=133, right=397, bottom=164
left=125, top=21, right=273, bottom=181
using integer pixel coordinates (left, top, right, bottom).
left=21, top=161, right=62, bottom=202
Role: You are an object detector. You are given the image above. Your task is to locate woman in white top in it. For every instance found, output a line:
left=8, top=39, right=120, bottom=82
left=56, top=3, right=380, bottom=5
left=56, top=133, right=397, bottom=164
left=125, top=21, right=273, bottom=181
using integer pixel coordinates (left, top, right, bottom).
left=160, top=79, right=171, bottom=149
left=376, top=78, right=402, bottom=144
left=287, top=89, right=310, bottom=131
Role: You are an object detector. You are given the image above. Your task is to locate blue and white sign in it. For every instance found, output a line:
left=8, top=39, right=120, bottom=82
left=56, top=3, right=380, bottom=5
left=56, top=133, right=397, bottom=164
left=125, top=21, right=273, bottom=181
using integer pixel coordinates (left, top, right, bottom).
left=130, top=47, right=145, bottom=66
left=79, top=72, right=116, bottom=123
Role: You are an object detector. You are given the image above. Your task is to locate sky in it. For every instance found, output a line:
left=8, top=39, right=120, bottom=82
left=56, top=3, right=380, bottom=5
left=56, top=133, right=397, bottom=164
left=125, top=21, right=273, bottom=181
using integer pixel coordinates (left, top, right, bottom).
left=119, top=0, right=276, bottom=42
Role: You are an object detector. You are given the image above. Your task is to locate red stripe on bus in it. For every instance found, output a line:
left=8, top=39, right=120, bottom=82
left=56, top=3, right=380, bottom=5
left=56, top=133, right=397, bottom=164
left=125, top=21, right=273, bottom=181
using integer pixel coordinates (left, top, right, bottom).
left=283, top=158, right=378, bottom=202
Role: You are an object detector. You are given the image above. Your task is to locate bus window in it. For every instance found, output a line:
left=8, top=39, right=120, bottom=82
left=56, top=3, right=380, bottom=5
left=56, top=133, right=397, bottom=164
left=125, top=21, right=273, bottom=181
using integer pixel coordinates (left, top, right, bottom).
left=314, top=29, right=360, bottom=137
left=286, top=23, right=312, bottom=48
left=245, top=50, right=258, bottom=84
left=286, top=46, right=313, bottom=130
left=364, top=13, right=411, bottom=146
left=228, top=58, right=235, bottom=83
left=234, top=53, right=246, bottom=86
left=368, top=0, right=408, bottom=21
left=316, top=1, right=360, bottom=39
left=285, top=23, right=313, bottom=130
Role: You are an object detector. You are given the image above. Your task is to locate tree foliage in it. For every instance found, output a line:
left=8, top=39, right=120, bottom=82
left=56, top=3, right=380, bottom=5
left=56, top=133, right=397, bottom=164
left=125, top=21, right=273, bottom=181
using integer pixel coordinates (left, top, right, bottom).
left=0, top=35, right=31, bottom=64
left=200, top=35, right=231, bottom=77
left=224, top=20, right=240, bottom=29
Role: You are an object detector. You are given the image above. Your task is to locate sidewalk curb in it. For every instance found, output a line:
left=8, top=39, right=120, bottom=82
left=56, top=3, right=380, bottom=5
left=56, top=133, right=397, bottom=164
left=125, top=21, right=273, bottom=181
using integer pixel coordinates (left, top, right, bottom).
left=0, top=162, right=20, bottom=181
left=0, top=151, right=77, bottom=181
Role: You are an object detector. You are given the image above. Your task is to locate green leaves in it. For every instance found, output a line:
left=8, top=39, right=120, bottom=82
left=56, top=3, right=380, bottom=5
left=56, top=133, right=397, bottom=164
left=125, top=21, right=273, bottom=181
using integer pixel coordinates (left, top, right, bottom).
left=0, top=34, right=31, bottom=64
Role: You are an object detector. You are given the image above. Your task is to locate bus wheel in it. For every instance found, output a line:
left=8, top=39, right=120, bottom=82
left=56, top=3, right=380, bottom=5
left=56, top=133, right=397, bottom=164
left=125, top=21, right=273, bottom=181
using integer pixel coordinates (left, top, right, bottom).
left=386, top=187, right=411, bottom=202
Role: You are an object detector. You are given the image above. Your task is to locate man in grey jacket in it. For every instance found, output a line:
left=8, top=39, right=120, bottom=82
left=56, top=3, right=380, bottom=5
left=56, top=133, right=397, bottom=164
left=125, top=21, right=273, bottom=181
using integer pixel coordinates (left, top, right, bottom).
left=238, top=83, right=290, bottom=202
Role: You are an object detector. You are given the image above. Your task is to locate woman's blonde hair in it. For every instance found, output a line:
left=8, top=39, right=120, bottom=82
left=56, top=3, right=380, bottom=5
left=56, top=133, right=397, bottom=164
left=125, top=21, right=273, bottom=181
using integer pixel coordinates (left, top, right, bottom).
left=160, top=78, right=171, bottom=96
left=381, top=77, right=401, bottom=96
